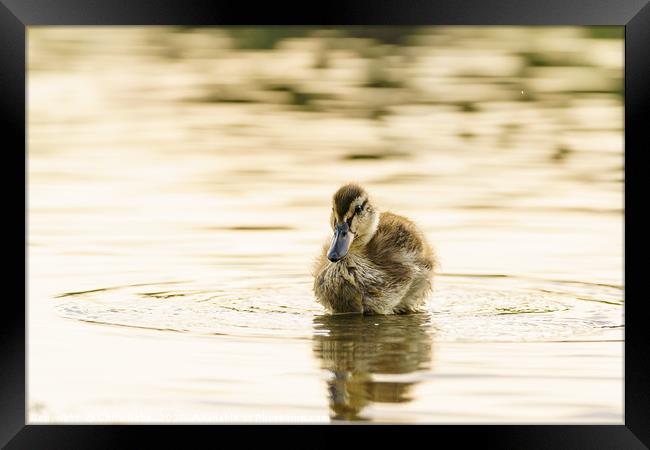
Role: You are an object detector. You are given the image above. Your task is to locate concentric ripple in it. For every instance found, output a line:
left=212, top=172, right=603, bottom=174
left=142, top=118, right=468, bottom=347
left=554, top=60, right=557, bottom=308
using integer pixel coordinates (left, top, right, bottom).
left=54, top=274, right=623, bottom=342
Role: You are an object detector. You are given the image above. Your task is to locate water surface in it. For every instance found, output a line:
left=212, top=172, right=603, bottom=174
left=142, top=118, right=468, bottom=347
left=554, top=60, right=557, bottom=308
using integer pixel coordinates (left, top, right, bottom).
left=28, top=27, right=623, bottom=423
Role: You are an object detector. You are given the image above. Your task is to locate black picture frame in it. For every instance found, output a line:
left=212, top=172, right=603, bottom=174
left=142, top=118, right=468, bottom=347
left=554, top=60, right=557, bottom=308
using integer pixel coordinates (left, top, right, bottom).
left=3, top=0, right=648, bottom=447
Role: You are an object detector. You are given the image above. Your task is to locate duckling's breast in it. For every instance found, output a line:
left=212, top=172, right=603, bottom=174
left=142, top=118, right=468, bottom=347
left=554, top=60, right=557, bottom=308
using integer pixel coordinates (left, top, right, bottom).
left=314, top=254, right=383, bottom=313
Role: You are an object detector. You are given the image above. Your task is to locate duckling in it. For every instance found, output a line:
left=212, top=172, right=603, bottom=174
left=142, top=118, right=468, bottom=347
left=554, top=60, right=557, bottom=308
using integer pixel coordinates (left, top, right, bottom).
left=313, top=183, right=436, bottom=314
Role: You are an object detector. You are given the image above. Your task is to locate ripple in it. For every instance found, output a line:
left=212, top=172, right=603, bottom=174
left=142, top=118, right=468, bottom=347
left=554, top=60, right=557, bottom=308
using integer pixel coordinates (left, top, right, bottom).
left=54, top=274, right=623, bottom=343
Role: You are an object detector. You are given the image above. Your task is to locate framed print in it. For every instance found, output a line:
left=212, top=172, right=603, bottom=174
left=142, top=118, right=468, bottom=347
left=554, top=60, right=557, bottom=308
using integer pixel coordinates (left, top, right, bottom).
left=3, top=0, right=649, bottom=447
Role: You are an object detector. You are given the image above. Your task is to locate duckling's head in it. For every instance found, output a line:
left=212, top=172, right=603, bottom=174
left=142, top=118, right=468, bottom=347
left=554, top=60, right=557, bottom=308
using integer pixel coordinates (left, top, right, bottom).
left=327, top=183, right=379, bottom=262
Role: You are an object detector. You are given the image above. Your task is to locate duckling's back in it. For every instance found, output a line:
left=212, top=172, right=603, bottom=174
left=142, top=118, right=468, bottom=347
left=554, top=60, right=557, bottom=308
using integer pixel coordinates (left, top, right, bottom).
left=366, top=212, right=436, bottom=271
left=357, top=212, right=435, bottom=313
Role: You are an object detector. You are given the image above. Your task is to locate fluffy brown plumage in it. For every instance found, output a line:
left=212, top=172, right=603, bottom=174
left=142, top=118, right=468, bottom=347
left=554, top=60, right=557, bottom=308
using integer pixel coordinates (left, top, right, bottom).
left=313, top=183, right=436, bottom=314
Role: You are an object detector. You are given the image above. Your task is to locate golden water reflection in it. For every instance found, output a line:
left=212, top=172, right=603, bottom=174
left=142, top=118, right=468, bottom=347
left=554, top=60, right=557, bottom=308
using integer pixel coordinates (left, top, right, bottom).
left=313, top=313, right=433, bottom=421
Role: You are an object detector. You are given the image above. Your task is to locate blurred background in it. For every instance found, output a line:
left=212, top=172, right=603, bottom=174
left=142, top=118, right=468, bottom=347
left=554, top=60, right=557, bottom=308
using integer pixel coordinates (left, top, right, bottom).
left=28, top=27, right=623, bottom=423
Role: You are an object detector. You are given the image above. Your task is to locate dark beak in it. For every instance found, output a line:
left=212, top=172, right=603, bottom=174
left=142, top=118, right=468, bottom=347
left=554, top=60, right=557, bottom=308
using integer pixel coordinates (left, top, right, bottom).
left=327, top=222, right=353, bottom=262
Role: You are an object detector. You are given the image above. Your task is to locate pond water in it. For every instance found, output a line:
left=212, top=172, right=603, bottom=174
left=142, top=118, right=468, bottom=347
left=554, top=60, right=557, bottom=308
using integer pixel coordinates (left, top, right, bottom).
left=27, top=27, right=623, bottom=423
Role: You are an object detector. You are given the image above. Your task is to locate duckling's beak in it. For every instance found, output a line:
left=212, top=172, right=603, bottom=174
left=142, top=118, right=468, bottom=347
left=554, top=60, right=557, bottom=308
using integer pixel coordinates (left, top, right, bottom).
left=327, top=222, right=353, bottom=262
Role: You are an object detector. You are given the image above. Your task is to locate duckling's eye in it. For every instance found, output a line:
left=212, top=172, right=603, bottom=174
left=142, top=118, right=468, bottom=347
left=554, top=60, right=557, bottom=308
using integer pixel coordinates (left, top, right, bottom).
left=355, top=205, right=363, bottom=214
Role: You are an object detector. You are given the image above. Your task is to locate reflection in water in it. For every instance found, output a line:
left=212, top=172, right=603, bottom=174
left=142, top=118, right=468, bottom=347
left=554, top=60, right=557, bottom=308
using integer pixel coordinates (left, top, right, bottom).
left=312, top=313, right=433, bottom=421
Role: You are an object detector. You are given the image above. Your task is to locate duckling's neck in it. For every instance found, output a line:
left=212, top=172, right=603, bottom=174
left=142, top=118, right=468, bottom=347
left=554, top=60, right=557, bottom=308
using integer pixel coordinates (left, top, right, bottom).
left=351, top=210, right=380, bottom=249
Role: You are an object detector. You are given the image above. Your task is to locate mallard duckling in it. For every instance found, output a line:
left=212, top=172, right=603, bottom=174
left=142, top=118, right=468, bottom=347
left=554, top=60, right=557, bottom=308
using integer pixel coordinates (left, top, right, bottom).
left=313, top=183, right=436, bottom=314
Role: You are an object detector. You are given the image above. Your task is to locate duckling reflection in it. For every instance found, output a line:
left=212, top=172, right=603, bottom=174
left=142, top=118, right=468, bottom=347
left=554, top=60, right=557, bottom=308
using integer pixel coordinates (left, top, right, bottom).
left=312, top=313, right=433, bottom=421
